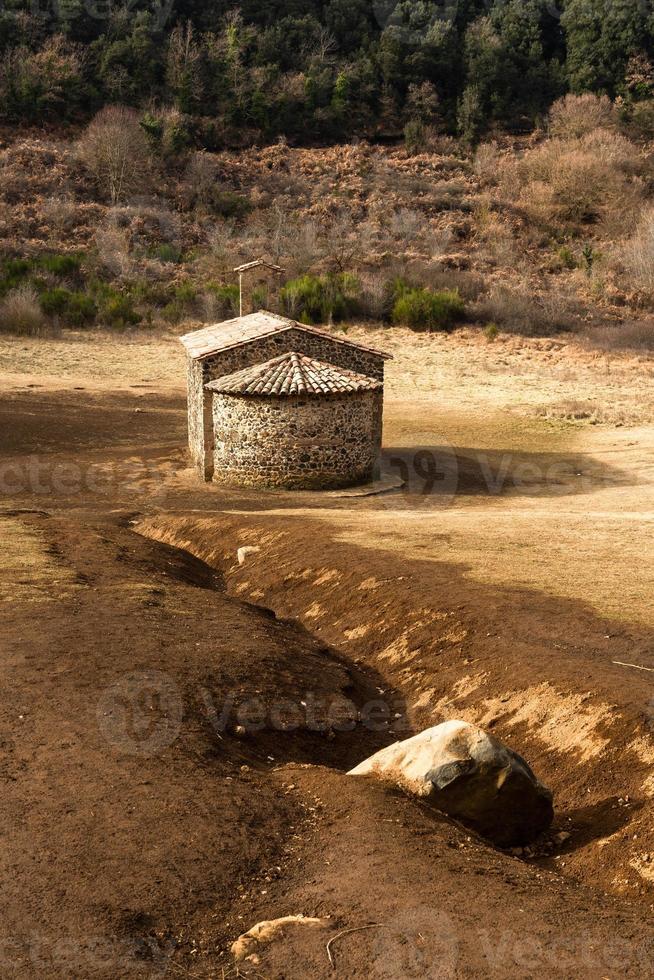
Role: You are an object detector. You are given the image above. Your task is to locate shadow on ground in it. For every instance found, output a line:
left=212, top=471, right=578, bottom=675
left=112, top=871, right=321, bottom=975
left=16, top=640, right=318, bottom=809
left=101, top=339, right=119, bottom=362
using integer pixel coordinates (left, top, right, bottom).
left=378, top=442, right=630, bottom=501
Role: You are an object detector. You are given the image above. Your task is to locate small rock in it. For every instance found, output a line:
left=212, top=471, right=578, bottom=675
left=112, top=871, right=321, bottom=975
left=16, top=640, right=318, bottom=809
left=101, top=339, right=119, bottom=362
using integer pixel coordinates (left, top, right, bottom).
left=237, top=546, right=260, bottom=565
left=231, top=915, right=330, bottom=963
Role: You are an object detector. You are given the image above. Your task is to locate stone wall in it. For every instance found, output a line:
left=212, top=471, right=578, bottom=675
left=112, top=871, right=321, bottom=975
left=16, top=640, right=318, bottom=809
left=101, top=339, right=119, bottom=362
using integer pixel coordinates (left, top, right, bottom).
left=187, top=358, right=203, bottom=466
left=186, top=328, right=386, bottom=480
left=211, top=389, right=383, bottom=490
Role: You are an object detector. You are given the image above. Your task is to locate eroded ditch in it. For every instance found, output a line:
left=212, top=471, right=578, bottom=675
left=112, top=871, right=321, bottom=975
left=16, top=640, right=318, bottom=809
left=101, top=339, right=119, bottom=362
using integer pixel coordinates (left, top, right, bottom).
left=136, top=509, right=654, bottom=906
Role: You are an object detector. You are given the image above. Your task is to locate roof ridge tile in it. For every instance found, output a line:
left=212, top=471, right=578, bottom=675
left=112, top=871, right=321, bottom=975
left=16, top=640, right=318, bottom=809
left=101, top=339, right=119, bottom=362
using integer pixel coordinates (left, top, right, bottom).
left=205, top=351, right=383, bottom=398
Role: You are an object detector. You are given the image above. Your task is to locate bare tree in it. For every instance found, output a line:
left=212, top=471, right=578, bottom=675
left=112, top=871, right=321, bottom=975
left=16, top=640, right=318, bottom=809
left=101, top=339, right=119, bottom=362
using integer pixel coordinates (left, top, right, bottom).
left=184, top=151, right=220, bottom=210
left=306, top=27, right=337, bottom=67
left=78, top=106, right=151, bottom=204
left=320, top=209, right=375, bottom=273
left=166, top=21, right=203, bottom=109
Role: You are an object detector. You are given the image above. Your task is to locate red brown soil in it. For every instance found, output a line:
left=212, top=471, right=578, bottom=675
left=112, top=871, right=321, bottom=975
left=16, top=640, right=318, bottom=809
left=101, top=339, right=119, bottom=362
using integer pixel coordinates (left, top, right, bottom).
left=1, top=354, right=654, bottom=976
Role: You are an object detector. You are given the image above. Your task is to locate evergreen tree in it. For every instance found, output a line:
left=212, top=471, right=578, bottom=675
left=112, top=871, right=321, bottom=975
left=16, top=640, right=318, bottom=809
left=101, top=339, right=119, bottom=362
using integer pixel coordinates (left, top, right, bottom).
left=563, top=0, right=650, bottom=95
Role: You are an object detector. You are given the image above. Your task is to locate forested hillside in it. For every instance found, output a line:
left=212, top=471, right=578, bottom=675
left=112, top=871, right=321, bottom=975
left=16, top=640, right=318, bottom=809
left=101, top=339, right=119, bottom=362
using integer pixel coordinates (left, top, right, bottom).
left=2, top=0, right=654, bottom=143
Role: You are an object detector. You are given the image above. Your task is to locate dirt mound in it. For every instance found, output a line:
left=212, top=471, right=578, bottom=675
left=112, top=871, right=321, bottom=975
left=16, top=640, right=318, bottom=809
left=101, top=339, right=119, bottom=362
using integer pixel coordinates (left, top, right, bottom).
left=0, top=514, right=390, bottom=977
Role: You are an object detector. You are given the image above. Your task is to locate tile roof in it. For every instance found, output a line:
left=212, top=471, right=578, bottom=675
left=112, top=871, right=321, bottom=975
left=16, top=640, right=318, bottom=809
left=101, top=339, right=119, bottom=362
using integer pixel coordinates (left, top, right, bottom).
left=179, top=310, right=392, bottom=361
left=205, top=351, right=383, bottom=398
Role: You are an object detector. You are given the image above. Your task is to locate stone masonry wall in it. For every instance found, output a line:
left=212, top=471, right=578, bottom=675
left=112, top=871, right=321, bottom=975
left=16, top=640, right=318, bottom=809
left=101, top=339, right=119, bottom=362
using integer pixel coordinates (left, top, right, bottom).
left=186, top=328, right=386, bottom=480
left=187, top=358, right=204, bottom=468
left=211, top=390, right=383, bottom=490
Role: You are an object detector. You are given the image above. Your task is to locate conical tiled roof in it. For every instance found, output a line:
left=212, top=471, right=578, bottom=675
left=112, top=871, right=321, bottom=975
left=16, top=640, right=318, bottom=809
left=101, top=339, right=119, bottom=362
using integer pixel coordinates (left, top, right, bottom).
left=205, top=351, right=382, bottom=398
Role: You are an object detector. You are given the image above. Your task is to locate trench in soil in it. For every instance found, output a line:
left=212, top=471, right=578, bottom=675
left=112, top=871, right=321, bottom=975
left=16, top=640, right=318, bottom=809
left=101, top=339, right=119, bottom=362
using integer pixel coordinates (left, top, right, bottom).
left=135, top=510, right=654, bottom=906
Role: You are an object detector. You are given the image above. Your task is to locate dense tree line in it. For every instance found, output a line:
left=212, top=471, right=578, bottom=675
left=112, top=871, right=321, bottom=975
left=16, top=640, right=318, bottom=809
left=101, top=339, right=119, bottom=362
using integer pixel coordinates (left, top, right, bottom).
left=1, top=0, right=654, bottom=142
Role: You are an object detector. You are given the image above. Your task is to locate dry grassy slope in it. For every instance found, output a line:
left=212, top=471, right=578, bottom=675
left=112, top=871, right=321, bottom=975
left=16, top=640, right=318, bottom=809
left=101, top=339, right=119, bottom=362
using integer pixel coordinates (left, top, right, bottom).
left=2, top=128, right=651, bottom=340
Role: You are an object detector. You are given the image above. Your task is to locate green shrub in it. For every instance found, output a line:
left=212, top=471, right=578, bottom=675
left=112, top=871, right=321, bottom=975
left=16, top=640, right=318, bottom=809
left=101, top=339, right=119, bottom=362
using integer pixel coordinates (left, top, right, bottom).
left=39, top=287, right=70, bottom=315
left=129, top=280, right=170, bottom=307
left=3, top=258, right=31, bottom=278
left=582, top=242, right=599, bottom=276
left=0, top=252, right=86, bottom=299
left=159, top=281, right=198, bottom=323
left=206, top=283, right=239, bottom=318
left=211, top=191, right=251, bottom=218
left=391, top=282, right=465, bottom=332
left=141, top=109, right=192, bottom=159
left=557, top=246, right=577, bottom=270
left=173, top=282, right=197, bottom=302
left=404, top=119, right=426, bottom=154
left=151, top=243, right=182, bottom=263
left=627, top=100, right=654, bottom=138
left=251, top=284, right=269, bottom=309
left=484, top=322, right=499, bottom=342
left=280, top=273, right=360, bottom=324
left=92, top=285, right=141, bottom=328
left=103, top=295, right=141, bottom=327
left=0, top=257, right=34, bottom=297
left=67, top=292, right=97, bottom=325
left=39, top=287, right=96, bottom=326
left=161, top=300, right=186, bottom=324
left=37, top=252, right=83, bottom=277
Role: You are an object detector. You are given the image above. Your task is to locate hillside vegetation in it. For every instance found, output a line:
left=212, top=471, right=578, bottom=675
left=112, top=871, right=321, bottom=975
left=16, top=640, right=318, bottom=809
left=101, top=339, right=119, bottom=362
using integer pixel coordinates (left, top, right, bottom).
left=4, top=0, right=654, bottom=144
left=2, top=92, right=654, bottom=348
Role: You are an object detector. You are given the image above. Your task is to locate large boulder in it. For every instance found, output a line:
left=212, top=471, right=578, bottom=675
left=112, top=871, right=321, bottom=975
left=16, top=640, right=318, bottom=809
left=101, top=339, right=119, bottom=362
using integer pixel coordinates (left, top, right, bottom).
left=348, top=720, right=553, bottom=846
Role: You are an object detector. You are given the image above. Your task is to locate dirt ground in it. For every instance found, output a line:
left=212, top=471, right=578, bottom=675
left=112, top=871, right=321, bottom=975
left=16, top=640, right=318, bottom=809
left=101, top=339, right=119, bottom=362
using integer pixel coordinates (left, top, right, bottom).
left=1, top=325, right=654, bottom=977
